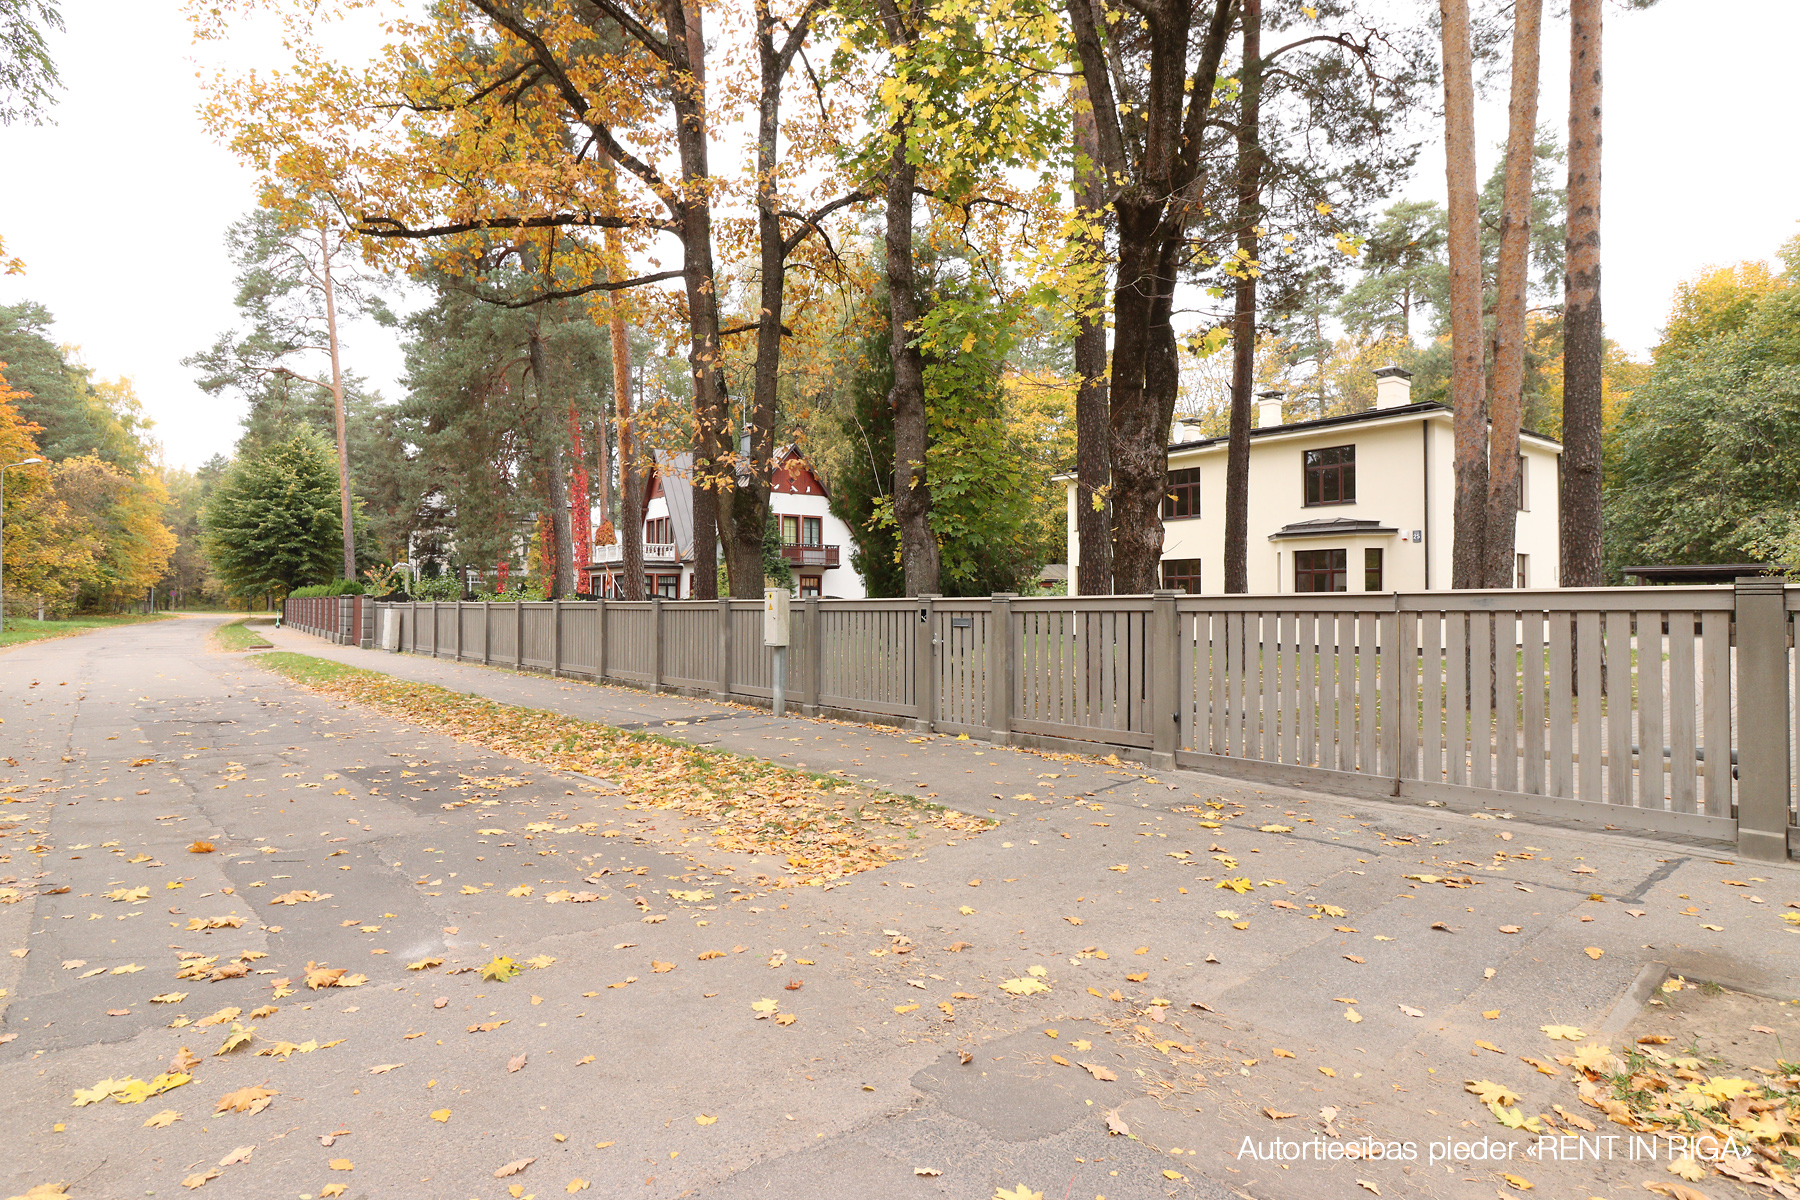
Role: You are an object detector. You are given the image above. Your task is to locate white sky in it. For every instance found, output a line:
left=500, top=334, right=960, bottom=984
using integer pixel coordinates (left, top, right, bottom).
left=1, top=0, right=1795, bottom=471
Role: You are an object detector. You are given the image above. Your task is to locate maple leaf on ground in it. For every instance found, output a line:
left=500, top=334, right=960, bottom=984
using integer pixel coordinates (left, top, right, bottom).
left=144, top=1109, right=181, bottom=1127
left=1642, top=1184, right=1710, bottom=1200
left=406, top=958, right=443, bottom=971
left=327, top=1159, right=353, bottom=1171
left=494, top=1158, right=536, bottom=1178
left=214, top=1086, right=277, bottom=1115
left=1540, top=1025, right=1585, bottom=1041
left=217, top=1146, right=254, bottom=1167
left=1080, top=1062, right=1118, bottom=1081
left=214, top=1024, right=256, bottom=1055
left=480, top=956, right=521, bottom=982
left=999, top=978, right=1049, bottom=997
left=994, top=1186, right=1042, bottom=1200
left=188, top=841, right=215, bottom=854
left=507, top=1053, right=528, bottom=1073
left=181, top=1167, right=220, bottom=1188
left=1467, top=1080, right=1521, bottom=1107
left=304, top=963, right=347, bottom=990
left=320, top=1188, right=347, bottom=1199
left=430, top=1109, right=451, bottom=1122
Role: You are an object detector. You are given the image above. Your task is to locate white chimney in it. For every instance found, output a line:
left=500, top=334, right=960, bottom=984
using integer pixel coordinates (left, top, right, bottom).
left=1374, top=365, right=1413, bottom=409
left=1255, top=390, right=1285, bottom=429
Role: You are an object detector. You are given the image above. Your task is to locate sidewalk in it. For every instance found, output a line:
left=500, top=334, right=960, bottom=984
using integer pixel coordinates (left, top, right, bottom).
left=258, top=625, right=1800, bottom=1199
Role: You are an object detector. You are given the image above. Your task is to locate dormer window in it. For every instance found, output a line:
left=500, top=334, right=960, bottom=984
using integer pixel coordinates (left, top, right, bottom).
left=1303, top=445, right=1355, bottom=506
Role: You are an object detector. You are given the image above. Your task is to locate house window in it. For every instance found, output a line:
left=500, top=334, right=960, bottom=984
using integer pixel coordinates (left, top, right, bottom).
left=646, top=573, right=680, bottom=598
left=1364, top=547, right=1384, bottom=592
left=645, top=516, right=672, bottom=545
left=1160, top=559, right=1202, bottom=594
left=1516, top=553, right=1528, bottom=589
left=1294, top=548, right=1347, bottom=592
left=801, top=516, right=822, bottom=546
left=1517, top=454, right=1529, bottom=511
left=1162, top=467, right=1202, bottom=519
left=780, top=514, right=800, bottom=544
left=1303, top=445, right=1356, bottom=506
left=799, top=575, right=822, bottom=598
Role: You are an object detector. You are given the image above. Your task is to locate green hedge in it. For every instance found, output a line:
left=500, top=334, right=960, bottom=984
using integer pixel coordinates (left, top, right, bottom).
left=288, top=580, right=367, bottom=598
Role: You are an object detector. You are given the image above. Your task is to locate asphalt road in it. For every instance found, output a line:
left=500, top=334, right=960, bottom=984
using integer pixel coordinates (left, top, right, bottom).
left=3, top=615, right=1796, bottom=1200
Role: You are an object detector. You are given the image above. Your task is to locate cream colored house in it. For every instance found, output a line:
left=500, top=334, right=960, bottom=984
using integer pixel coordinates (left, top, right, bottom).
left=1063, top=368, right=1563, bottom=593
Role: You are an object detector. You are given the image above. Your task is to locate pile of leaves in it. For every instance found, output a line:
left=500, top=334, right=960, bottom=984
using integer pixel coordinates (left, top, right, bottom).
left=1470, top=1028, right=1800, bottom=1195
left=256, top=653, right=990, bottom=884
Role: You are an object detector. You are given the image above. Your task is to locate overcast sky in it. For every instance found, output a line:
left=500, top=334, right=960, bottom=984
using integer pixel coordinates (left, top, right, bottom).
left=1, top=0, right=1795, bottom=471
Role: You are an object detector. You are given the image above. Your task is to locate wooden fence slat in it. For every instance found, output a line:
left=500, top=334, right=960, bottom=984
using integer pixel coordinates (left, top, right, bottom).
left=1468, top=612, right=1492, bottom=789
left=1550, top=613, right=1575, bottom=798
left=1354, top=613, right=1375, bottom=773
left=1700, top=610, right=1731, bottom=817
left=1521, top=611, right=1545, bottom=795
left=1297, top=613, right=1317, bottom=765
left=1378, top=610, right=1399, bottom=777
left=1396, top=610, right=1418, bottom=780
left=1447, top=613, right=1468, bottom=786
left=1421, top=612, right=1442, bottom=783
left=1576, top=611, right=1603, bottom=802
left=1638, top=610, right=1665, bottom=810
left=1495, top=611, right=1518, bottom=793
left=1668, top=611, right=1698, bottom=813
left=1606, top=610, right=1634, bottom=806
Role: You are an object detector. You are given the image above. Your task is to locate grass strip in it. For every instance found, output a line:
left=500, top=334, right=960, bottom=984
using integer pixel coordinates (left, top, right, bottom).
left=254, top=651, right=990, bottom=885
left=0, top=612, right=173, bottom=649
left=213, top=618, right=274, bottom=652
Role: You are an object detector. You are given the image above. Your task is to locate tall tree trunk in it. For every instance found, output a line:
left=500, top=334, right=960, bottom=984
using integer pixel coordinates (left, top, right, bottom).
left=1561, top=0, right=1604, bottom=587
left=600, top=151, right=644, bottom=601
left=1225, top=0, right=1261, bottom=595
left=1065, top=0, right=1234, bottom=595
left=666, top=0, right=721, bottom=599
left=567, top=401, right=591, bottom=592
left=884, top=132, right=939, bottom=596
left=1484, top=0, right=1542, bottom=589
left=529, top=329, right=577, bottom=599
left=1442, top=0, right=1488, bottom=589
left=1072, top=89, right=1111, bottom=595
left=319, top=226, right=355, bottom=581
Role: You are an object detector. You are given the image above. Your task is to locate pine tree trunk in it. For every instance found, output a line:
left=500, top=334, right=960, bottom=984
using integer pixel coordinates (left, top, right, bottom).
left=1561, top=0, right=1604, bottom=587
left=567, top=402, right=591, bottom=592
left=1225, top=0, right=1261, bottom=595
left=1442, top=0, right=1488, bottom=589
left=1072, top=90, right=1111, bottom=596
left=528, top=330, right=578, bottom=600
left=1483, top=0, right=1542, bottom=590
left=319, top=227, right=356, bottom=582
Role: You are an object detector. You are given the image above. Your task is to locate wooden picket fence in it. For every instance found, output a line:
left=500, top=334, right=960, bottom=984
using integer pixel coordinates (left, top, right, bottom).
left=281, top=583, right=1800, bottom=861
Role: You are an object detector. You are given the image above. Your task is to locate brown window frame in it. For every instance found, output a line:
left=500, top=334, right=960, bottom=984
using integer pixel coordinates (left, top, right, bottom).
left=1160, top=558, right=1203, bottom=594
left=1364, top=547, right=1384, bottom=591
left=801, top=516, right=822, bottom=546
left=1303, top=445, right=1356, bottom=507
left=645, top=516, right=672, bottom=545
left=780, top=514, right=800, bottom=544
left=798, top=575, right=823, bottom=598
left=1294, top=548, right=1348, bottom=593
left=1162, top=466, right=1202, bottom=519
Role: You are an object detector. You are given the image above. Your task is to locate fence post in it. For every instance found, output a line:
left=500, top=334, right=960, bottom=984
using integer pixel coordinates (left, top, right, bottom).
left=1149, top=590, right=1179, bottom=770
left=803, top=597, right=821, bottom=715
left=514, top=602, right=524, bottom=672
left=483, top=601, right=491, bottom=666
left=431, top=602, right=440, bottom=658
left=987, top=593, right=1016, bottom=745
left=1734, top=577, right=1791, bottom=861
left=652, top=597, right=665, bottom=690
left=597, top=597, right=608, bottom=682
left=717, top=595, right=734, bottom=700
left=912, top=594, right=938, bottom=732
left=547, top=597, right=561, bottom=676
left=456, top=601, right=464, bottom=661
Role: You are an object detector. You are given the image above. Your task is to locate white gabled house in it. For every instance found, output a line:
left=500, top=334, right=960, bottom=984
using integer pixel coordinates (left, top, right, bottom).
left=1063, top=367, right=1563, bottom=593
left=589, top=446, right=867, bottom=598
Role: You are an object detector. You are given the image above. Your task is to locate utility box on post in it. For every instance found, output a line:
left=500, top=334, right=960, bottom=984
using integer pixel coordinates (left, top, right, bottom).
left=380, top=608, right=401, bottom=652
left=764, top=587, right=790, bottom=717
left=763, top=587, right=790, bottom=647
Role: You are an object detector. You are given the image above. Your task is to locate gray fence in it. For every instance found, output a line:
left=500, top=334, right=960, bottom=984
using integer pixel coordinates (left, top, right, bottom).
left=282, top=583, right=1800, bottom=861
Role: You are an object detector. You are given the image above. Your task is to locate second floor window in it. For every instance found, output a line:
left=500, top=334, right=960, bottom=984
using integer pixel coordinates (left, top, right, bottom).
left=781, top=515, right=799, bottom=544
left=802, top=516, right=822, bottom=546
left=1162, top=467, right=1202, bottom=519
left=1304, top=445, right=1355, bottom=506
left=645, top=516, right=672, bottom=545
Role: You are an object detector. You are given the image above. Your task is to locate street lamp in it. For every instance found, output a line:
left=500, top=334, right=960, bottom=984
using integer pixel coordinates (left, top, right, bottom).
left=1, top=457, right=46, bottom=633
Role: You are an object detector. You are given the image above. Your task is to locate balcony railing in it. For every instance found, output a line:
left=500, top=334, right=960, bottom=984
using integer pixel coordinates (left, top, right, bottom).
left=592, top=541, right=680, bottom=566
left=780, top=543, right=839, bottom=569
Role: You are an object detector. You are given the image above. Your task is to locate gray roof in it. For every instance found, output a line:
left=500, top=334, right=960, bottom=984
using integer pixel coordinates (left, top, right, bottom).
left=655, top=450, right=695, bottom=557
